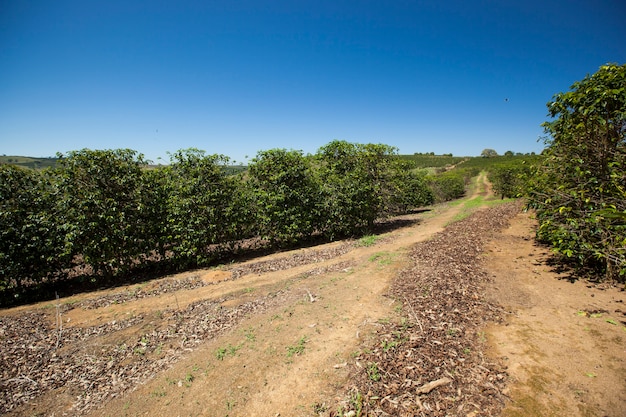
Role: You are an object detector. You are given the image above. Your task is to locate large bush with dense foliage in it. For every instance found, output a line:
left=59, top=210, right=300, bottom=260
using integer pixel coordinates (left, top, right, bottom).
left=315, top=141, right=393, bottom=238
left=426, top=168, right=478, bottom=203
left=0, top=165, right=68, bottom=297
left=54, top=149, right=150, bottom=277
left=529, top=64, right=626, bottom=280
left=164, top=149, right=246, bottom=268
left=487, top=156, right=542, bottom=199
left=247, top=148, right=319, bottom=247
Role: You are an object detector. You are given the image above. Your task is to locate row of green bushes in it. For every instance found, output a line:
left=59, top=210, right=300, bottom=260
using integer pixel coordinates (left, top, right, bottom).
left=486, top=156, right=543, bottom=199
left=1, top=140, right=452, bottom=305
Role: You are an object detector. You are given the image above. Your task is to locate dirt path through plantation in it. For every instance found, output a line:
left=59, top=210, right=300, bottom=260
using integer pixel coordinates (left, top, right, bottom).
left=2, top=171, right=624, bottom=417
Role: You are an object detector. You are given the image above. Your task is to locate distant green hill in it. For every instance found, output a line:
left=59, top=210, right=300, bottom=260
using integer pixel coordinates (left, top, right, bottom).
left=0, top=155, right=251, bottom=174
left=398, top=154, right=468, bottom=169
left=0, top=155, right=59, bottom=169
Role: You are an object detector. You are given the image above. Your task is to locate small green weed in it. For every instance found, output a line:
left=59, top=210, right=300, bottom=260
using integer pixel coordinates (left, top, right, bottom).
left=243, top=327, right=256, bottom=342
left=367, top=362, right=381, bottom=381
left=368, top=251, right=394, bottom=266
left=226, top=399, right=236, bottom=411
left=357, top=235, right=379, bottom=247
left=338, top=390, right=364, bottom=417
left=287, top=336, right=308, bottom=358
left=184, top=372, right=194, bottom=385
left=150, top=388, right=166, bottom=398
left=381, top=339, right=399, bottom=352
left=215, top=343, right=242, bottom=360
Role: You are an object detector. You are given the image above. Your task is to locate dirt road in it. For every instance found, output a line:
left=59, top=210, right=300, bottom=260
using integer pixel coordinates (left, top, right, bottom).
left=1, top=173, right=624, bottom=416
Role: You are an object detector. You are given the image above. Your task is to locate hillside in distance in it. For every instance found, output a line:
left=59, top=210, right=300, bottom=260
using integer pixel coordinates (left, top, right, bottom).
left=0, top=155, right=59, bottom=169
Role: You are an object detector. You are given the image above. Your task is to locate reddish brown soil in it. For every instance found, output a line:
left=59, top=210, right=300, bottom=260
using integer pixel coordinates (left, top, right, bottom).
left=1, top=174, right=624, bottom=417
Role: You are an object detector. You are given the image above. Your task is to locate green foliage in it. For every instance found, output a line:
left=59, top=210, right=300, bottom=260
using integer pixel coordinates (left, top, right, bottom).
left=398, top=154, right=466, bottom=169
left=0, top=155, right=59, bottom=169
left=54, top=149, right=150, bottom=277
left=247, top=149, right=318, bottom=247
left=0, top=141, right=439, bottom=305
left=314, top=141, right=409, bottom=239
left=314, top=141, right=381, bottom=238
left=383, top=161, right=434, bottom=212
left=530, top=63, right=626, bottom=280
left=488, top=158, right=539, bottom=199
left=481, top=148, right=499, bottom=158
left=0, top=165, right=69, bottom=299
left=165, top=149, right=242, bottom=268
left=426, top=169, right=470, bottom=203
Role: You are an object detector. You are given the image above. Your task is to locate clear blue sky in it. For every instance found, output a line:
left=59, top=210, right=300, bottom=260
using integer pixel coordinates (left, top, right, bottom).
left=1, top=1, right=625, bottom=163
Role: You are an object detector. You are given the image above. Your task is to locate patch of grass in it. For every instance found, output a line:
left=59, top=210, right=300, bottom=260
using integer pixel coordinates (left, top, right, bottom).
left=286, top=336, right=308, bottom=358
left=447, top=328, right=459, bottom=336
left=226, top=399, right=236, bottom=411
left=150, top=388, right=167, bottom=398
left=215, top=343, right=242, bottom=360
left=381, top=339, right=399, bottom=352
left=447, top=195, right=515, bottom=225
left=337, top=390, right=364, bottom=417
left=368, top=251, right=395, bottom=266
left=243, top=327, right=256, bottom=342
left=367, top=362, right=381, bottom=382
left=184, top=372, right=194, bottom=386
left=357, top=234, right=380, bottom=247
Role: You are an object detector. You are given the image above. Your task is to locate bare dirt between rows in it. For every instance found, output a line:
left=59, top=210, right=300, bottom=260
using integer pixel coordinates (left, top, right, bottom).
left=1, top=175, right=624, bottom=416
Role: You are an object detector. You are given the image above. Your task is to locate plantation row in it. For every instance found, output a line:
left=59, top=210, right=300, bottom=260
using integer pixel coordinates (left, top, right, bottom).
left=1, top=140, right=479, bottom=305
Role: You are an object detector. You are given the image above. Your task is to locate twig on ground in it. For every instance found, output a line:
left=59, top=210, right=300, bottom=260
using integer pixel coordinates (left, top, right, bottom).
left=415, top=377, right=452, bottom=394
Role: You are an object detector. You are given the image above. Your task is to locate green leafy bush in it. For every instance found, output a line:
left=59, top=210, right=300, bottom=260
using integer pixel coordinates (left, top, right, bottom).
left=529, top=63, right=626, bottom=280
left=426, top=170, right=467, bottom=203
left=165, top=149, right=243, bottom=268
left=54, top=149, right=149, bottom=277
left=488, top=158, right=539, bottom=199
left=247, top=149, right=319, bottom=247
left=314, top=141, right=392, bottom=239
left=0, top=165, right=69, bottom=300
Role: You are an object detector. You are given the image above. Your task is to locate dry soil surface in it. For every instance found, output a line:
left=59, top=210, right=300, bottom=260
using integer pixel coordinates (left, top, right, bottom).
left=1, top=174, right=624, bottom=417
left=484, top=212, right=626, bottom=417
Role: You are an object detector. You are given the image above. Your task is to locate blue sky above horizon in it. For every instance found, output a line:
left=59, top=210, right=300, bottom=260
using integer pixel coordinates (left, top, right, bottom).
left=1, top=1, right=625, bottom=163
